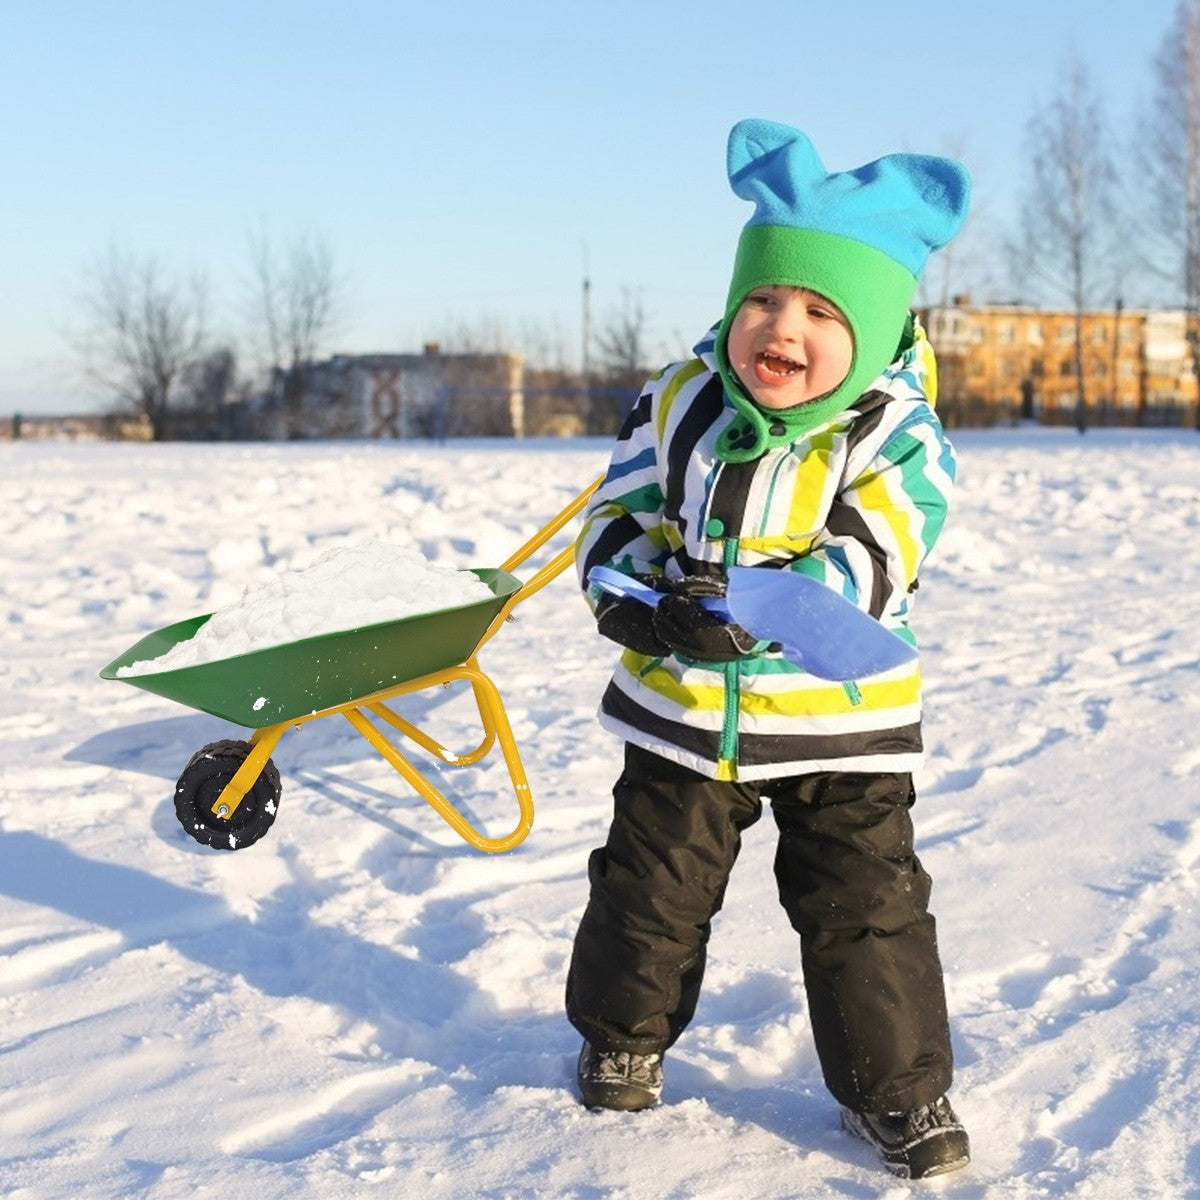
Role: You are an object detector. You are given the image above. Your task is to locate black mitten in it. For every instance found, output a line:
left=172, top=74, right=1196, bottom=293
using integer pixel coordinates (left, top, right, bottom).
left=595, top=593, right=671, bottom=656
left=650, top=576, right=759, bottom=662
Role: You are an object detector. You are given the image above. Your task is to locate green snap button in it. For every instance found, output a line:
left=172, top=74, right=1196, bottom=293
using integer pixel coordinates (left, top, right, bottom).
left=705, top=518, right=725, bottom=538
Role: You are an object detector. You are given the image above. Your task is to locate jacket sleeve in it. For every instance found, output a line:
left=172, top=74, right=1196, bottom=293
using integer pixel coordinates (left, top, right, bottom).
left=574, top=384, right=671, bottom=611
left=791, top=406, right=956, bottom=624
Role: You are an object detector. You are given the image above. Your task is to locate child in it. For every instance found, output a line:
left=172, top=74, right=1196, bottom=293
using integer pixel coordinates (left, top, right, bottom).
left=567, top=118, right=971, bottom=1181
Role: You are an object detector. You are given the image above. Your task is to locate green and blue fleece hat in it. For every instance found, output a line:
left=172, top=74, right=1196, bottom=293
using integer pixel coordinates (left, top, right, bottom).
left=715, top=118, right=971, bottom=461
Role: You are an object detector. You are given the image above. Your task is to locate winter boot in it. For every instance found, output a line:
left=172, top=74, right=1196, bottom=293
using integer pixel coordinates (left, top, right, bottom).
left=576, top=1042, right=663, bottom=1112
left=841, top=1095, right=970, bottom=1179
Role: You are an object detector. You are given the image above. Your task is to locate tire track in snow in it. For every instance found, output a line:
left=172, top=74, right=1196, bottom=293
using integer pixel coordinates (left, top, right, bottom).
left=965, top=816, right=1200, bottom=1191
left=1012, top=818, right=1200, bottom=1033
left=220, top=1060, right=436, bottom=1162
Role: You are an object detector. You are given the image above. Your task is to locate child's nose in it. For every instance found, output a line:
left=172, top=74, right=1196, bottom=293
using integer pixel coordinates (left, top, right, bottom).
left=774, top=302, right=809, bottom=341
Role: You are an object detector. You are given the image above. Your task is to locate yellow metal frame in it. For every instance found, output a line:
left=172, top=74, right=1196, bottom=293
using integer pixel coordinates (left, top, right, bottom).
left=205, top=475, right=603, bottom=853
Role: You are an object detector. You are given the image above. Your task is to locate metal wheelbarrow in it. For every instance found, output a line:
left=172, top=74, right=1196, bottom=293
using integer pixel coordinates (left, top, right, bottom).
left=101, top=478, right=602, bottom=855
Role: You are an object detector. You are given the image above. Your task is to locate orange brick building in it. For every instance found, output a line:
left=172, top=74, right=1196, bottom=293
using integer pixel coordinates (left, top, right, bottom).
left=918, top=299, right=1199, bottom=426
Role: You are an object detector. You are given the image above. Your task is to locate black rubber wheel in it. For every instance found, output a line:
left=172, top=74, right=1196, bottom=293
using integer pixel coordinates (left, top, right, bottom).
left=174, top=739, right=282, bottom=851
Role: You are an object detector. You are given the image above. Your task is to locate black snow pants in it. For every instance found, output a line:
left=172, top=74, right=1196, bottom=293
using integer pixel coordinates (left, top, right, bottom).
left=565, top=743, right=953, bottom=1114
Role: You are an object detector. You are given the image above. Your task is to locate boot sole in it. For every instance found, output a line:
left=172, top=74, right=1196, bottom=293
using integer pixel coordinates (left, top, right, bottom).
left=579, top=1083, right=660, bottom=1112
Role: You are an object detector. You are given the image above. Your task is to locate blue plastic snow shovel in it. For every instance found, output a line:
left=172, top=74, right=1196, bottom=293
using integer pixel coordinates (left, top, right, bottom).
left=588, top=565, right=916, bottom=680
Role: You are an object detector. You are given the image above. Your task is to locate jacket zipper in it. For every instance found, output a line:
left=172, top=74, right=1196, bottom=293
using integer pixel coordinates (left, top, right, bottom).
left=717, top=534, right=741, bottom=775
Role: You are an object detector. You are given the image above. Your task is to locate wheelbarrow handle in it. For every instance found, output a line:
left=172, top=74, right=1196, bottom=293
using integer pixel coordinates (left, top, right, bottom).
left=474, top=474, right=606, bottom=654
left=499, top=475, right=604, bottom=576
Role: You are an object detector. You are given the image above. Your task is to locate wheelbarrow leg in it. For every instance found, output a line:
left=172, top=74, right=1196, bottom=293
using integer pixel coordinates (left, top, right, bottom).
left=364, top=693, right=497, bottom=767
left=341, top=664, right=534, bottom=853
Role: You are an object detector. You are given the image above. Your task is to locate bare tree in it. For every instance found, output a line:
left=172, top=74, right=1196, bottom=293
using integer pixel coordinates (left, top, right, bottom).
left=579, top=288, right=651, bottom=434
left=1140, top=0, right=1200, bottom=427
left=516, top=319, right=569, bottom=372
left=1012, top=51, right=1118, bottom=432
left=250, top=232, right=340, bottom=437
left=76, top=246, right=206, bottom=440
left=593, top=288, right=651, bottom=383
left=916, top=210, right=986, bottom=311
left=432, top=314, right=513, bottom=356
left=177, top=346, right=238, bottom=438
left=913, top=137, right=1002, bottom=311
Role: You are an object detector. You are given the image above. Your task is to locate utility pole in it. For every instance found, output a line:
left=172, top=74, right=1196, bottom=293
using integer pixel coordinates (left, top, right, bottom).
left=580, top=240, right=591, bottom=380
left=1111, top=296, right=1122, bottom=417
left=581, top=240, right=592, bottom=433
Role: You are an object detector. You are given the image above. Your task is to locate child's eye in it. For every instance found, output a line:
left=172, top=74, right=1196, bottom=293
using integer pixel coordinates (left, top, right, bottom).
left=748, top=291, right=776, bottom=308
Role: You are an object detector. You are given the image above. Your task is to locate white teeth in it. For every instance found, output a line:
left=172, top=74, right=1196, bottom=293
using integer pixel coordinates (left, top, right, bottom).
left=761, top=353, right=802, bottom=374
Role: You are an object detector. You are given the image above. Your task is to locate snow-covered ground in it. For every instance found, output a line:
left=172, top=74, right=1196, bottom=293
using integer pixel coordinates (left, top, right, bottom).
left=2, top=428, right=1199, bottom=1199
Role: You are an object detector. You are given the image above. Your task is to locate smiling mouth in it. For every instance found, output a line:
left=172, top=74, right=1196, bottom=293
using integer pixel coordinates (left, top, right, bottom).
left=755, top=352, right=805, bottom=379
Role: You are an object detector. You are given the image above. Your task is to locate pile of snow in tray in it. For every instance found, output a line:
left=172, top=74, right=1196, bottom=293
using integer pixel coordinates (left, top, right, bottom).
left=3, top=430, right=1200, bottom=1200
left=117, top=541, right=494, bottom=675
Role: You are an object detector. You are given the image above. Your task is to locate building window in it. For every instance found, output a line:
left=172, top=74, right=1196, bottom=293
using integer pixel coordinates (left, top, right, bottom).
left=1028, top=322, right=1043, bottom=344
left=1060, top=360, right=1076, bottom=377
left=1058, top=324, right=1075, bottom=343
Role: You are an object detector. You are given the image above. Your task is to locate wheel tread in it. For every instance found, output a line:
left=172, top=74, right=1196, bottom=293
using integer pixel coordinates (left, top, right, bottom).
left=174, top=739, right=281, bottom=851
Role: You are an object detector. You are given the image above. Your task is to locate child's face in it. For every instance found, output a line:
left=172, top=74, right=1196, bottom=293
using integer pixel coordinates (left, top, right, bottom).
left=726, top=286, right=854, bottom=410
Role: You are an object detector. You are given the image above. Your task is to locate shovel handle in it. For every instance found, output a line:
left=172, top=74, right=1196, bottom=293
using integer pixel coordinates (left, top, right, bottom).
left=587, top=567, right=731, bottom=618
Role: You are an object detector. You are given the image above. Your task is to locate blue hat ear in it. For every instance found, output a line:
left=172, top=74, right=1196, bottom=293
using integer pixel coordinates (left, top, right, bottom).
left=728, top=118, right=804, bottom=177
left=727, top=119, right=828, bottom=217
left=873, top=153, right=971, bottom=253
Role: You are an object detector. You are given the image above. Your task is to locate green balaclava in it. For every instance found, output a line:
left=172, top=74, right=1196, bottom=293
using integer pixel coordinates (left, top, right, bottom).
left=714, top=119, right=971, bottom=462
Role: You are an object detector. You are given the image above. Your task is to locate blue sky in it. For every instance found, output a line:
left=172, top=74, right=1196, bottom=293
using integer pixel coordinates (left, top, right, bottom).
left=3, top=0, right=1181, bottom=413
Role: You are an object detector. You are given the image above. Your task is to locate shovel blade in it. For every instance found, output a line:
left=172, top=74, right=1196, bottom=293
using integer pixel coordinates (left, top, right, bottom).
left=725, top=567, right=916, bottom=680
left=587, top=564, right=915, bottom=681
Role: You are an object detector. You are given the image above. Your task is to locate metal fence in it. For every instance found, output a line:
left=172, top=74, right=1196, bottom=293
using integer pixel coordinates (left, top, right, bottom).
left=937, top=394, right=1198, bottom=431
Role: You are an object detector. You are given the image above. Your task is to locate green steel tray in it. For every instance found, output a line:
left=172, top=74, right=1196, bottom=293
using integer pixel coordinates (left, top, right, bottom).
left=100, top=568, right=522, bottom=728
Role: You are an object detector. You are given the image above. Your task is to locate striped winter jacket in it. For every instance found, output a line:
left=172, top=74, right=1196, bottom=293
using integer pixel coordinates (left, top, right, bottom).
left=576, top=320, right=956, bottom=782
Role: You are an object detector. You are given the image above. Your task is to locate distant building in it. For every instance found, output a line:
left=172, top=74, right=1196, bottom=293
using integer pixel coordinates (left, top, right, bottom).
left=919, top=298, right=1199, bottom=427
left=0, top=410, right=152, bottom=442
left=246, top=345, right=525, bottom=440
left=2, top=346, right=641, bottom=442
